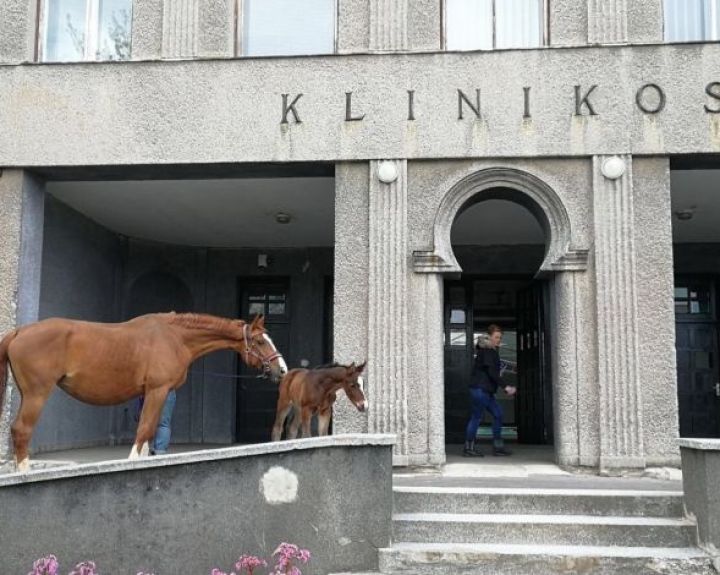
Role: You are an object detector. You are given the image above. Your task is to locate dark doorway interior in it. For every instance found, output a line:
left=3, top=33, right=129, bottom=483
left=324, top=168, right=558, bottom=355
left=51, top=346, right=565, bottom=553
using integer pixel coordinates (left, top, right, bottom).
left=674, top=276, right=720, bottom=438
left=236, top=278, right=291, bottom=444
left=444, top=276, right=552, bottom=446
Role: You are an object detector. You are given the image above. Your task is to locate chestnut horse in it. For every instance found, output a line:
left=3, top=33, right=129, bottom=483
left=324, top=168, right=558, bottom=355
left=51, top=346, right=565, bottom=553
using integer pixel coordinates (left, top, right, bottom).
left=0, top=313, right=287, bottom=471
left=271, top=362, right=367, bottom=441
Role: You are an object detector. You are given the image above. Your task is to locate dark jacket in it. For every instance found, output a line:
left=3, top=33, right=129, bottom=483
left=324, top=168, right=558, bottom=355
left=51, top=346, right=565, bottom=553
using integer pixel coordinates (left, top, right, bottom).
left=470, top=339, right=504, bottom=394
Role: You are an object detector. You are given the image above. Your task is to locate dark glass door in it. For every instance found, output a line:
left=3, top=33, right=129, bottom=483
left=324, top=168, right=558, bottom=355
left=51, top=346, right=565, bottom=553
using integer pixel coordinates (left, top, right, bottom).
left=236, top=279, right=290, bottom=444
left=675, top=279, right=720, bottom=438
left=516, top=282, right=550, bottom=444
left=444, top=282, right=473, bottom=444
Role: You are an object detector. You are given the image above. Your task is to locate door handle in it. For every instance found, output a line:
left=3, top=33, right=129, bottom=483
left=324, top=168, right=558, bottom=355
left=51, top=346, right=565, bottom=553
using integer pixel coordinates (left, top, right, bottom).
left=716, top=383, right=720, bottom=398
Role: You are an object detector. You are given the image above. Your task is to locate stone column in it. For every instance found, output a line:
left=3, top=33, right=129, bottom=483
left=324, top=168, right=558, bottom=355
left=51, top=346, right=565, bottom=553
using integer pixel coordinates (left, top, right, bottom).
left=409, top=271, right=445, bottom=466
left=0, top=170, right=45, bottom=461
left=593, top=154, right=646, bottom=470
left=162, top=0, right=200, bottom=58
left=369, top=0, right=408, bottom=51
left=132, top=0, right=164, bottom=60
left=333, top=163, right=370, bottom=434
left=0, top=0, right=40, bottom=63
left=587, top=0, right=628, bottom=44
left=367, top=160, right=410, bottom=464
left=197, top=0, right=235, bottom=58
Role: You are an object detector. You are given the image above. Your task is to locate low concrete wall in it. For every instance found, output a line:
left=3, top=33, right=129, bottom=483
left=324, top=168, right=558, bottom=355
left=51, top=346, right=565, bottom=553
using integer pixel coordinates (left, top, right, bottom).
left=679, top=438, right=720, bottom=552
left=0, top=435, right=394, bottom=574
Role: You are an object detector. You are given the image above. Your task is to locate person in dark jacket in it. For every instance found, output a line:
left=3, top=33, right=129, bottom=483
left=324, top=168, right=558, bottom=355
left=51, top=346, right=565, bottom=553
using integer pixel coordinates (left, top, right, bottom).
left=464, top=324, right=517, bottom=457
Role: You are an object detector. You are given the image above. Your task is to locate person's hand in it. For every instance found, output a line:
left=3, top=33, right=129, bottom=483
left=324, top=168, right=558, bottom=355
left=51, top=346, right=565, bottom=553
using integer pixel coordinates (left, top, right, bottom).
left=504, top=385, right=517, bottom=396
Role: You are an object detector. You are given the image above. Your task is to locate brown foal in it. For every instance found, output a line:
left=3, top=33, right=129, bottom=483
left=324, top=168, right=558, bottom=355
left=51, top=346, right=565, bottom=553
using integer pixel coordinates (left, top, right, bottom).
left=0, top=313, right=287, bottom=471
left=271, top=361, right=367, bottom=441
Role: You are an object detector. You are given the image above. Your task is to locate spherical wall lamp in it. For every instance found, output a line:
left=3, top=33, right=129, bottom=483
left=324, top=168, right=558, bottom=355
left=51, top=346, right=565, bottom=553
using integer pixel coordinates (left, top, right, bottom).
left=601, top=156, right=627, bottom=180
left=377, top=161, right=399, bottom=184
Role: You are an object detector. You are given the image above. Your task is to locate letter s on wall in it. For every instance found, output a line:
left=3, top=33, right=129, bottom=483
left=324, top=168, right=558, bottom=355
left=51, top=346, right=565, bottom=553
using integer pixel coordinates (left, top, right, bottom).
left=705, top=82, right=720, bottom=114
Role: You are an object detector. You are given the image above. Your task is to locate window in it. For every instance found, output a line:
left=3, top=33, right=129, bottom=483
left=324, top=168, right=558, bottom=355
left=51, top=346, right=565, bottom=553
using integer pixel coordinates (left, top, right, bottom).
left=241, top=0, right=336, bottom=57
left=664, top=0, right=720, bottom=42
left=444, top=0, right=545, bottom=51
left=674, top=284, right=712, bottom=316
left=40, top=0, right=132, bottom=62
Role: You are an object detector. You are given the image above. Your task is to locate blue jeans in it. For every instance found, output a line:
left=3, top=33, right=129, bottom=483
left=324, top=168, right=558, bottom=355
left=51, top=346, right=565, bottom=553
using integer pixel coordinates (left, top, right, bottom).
left=465, top=387, right=503, bottom=442
left=153, top=390, right=176, bottom=454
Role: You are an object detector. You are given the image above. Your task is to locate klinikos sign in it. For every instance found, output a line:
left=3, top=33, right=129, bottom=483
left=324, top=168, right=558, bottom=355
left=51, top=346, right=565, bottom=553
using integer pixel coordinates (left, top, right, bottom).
left=279, top=83, right=720, bottom=124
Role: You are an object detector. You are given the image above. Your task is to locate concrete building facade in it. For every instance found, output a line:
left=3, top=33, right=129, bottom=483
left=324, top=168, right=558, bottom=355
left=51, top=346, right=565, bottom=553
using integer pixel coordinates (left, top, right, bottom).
left=1, top=0, right=720, bottom=470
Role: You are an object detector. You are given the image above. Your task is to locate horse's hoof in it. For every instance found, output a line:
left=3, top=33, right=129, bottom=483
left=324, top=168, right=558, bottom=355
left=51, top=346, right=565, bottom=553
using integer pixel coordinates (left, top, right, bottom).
left=16, top=458, right=30, bottom=473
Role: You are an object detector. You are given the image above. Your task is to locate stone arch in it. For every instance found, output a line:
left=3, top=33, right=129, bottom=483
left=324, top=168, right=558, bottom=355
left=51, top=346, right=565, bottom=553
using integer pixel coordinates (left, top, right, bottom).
left=413, top=167, right=587, bottom=274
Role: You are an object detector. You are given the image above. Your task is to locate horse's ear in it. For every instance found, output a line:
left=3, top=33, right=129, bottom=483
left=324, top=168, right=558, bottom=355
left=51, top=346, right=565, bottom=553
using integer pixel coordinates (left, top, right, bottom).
left=357, top=361, right=367, bottom=373
left=252, top=314, right=265, bottom=330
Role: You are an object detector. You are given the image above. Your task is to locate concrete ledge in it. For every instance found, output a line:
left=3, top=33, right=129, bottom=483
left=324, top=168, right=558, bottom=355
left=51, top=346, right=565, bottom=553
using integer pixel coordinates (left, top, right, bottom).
left=678, top=438, right=720, bottom=451
left=679, top=438, right=720, bottom=552
left=0, top=434, right=394, bottom=574
left=0, top=433, right=396, bottom=485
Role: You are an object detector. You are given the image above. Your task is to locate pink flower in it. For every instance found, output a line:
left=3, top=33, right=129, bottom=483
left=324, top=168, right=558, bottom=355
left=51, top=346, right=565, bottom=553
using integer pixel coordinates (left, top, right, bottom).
left=28, top=555, right=59, bottom=575
left=270, top=543, right=311, bottom=575
left=235, top=555, right=267, bottom=574
left=210, top=569, right=236, bottom=575
left=68, top=561, right=98, bottom=575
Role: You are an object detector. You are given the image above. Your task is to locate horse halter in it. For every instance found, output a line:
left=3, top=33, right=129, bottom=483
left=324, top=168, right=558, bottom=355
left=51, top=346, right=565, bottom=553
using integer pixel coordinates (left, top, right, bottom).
left=242, top=323, right=284, bottom=376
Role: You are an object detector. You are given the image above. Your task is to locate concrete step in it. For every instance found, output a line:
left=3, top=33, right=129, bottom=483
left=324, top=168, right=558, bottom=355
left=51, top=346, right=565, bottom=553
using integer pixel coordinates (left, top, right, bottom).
left=378, top=543, right=717, bottom=575
left=393, top=512, right=696, bottom=548
left=393, top=486, right=685, bottom=517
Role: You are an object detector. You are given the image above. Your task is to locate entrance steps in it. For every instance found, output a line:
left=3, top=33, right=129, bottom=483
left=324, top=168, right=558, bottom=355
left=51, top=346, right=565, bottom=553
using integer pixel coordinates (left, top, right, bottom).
left=331, top=486, right=718, bottom=575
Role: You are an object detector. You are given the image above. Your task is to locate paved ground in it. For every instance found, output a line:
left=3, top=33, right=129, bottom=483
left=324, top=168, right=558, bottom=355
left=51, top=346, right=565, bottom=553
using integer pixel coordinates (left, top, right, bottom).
left=1, top=442, right=684, bottom=493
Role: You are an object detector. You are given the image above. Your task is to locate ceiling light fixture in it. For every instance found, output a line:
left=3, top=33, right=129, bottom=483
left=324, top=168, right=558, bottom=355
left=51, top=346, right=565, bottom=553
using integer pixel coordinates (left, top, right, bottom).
left=674, top=208, right=695, bottom=221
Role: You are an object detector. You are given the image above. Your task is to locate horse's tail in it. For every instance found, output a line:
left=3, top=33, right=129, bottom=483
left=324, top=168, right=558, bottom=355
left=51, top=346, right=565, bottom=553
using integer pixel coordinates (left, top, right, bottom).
left=0, top=329, right=18, bottom=422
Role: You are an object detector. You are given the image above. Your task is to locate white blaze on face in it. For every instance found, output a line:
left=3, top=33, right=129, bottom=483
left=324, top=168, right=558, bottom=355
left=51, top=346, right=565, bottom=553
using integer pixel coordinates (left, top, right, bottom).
left=357, top=376, right=364, bottom=393
left=260, top=466, right=298, bottom=505
left=264, top=333, right=288, bottom=372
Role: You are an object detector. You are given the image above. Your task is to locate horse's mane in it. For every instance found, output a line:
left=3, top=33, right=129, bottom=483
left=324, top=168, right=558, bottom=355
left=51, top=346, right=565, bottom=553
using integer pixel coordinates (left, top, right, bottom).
left=163, top=312, right=243, bottom=339
left=311, top=362, right=351, bottom=370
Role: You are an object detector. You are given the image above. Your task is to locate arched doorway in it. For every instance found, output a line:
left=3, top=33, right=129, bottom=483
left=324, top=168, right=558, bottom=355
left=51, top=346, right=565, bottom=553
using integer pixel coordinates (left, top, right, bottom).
left=444, top=194, right=550, bottom=450
left=413, top=167, right=589, bottom=466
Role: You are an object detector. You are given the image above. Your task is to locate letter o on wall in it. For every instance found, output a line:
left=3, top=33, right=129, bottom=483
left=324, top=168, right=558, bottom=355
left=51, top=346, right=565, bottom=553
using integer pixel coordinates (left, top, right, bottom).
left=636, top=83, right=666, bottom=114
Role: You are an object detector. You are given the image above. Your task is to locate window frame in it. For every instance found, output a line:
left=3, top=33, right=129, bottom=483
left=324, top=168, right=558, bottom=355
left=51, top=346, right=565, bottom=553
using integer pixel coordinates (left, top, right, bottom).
left=234, top=0, right=339, bottom=58
left=441, top=0, right=550, bottom=51
left=37, top=0, right=133, bottom=62
left=663, top=0, right=720, bottom=43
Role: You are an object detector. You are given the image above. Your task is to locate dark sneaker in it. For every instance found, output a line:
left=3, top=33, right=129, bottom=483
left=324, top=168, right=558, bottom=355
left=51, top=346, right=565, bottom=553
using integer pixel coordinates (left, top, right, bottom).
left=463, top=448, right=485, bottom=457
left=463, top=441, right=485, bottom=457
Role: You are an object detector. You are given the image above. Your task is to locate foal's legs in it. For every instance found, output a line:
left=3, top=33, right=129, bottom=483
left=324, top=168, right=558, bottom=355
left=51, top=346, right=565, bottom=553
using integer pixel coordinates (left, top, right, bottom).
left=300, top=406, right=314, bottom=438
left=317, top=408, right=332, bottom=436
left=129, top=387, right=170, bottom=460
left=287, top=408, right=302, bottom=439
left=271, top=401, right=293, bottom=442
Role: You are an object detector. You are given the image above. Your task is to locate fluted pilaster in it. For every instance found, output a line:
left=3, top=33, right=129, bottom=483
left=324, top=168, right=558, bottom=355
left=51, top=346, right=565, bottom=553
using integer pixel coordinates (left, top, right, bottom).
left=368, top=160, right=409, bottom=462
left=369, top=0, right=408, bottom=51
left=588, top=0, right=628, bottom=44
left=593, top=155, right=645, bottom=469
left=162, top=0, right=200, bottom=58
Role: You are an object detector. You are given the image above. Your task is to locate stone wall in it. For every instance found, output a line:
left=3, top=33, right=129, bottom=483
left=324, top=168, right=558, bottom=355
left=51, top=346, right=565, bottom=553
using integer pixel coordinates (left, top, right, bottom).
left=0, top=435, right=394, bottom=575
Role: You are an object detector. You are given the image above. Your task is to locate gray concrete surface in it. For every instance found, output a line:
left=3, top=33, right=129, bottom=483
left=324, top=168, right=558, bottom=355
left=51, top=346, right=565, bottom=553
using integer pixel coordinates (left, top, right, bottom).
left=0, top=434, right=394, bottom=575
left=679, top=438, right=720, bottom=552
